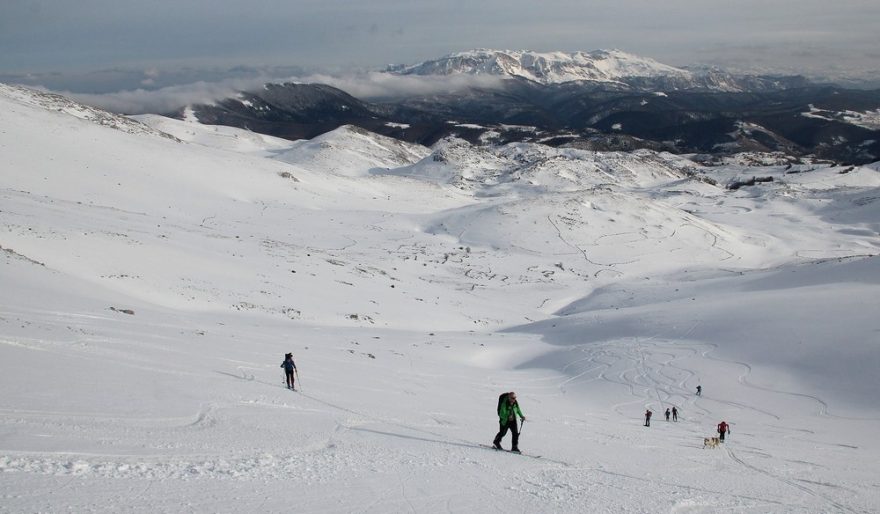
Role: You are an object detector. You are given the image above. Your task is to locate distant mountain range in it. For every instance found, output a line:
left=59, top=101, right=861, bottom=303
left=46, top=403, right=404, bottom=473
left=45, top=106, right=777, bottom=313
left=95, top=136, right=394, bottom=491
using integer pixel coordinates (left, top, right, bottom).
left=386, top=49, right=809, bottom=92
left=388, top=49, right=687, bottom=85
left=179, top=49, right=880, bottom=164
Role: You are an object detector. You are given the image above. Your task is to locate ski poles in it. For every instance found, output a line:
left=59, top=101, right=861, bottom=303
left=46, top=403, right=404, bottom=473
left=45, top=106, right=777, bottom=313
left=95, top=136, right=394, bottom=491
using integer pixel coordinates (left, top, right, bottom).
left=295, top=369, right=302, bottom=391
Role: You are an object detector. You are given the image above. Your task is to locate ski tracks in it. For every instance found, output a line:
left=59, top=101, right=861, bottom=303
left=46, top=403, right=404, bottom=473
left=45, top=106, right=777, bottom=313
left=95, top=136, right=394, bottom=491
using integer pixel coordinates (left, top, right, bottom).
left=726, top=446, right=861, bottom=514
left=699, top=350, right=830, bottom=418
left=566, top=338, right=710, bottom=418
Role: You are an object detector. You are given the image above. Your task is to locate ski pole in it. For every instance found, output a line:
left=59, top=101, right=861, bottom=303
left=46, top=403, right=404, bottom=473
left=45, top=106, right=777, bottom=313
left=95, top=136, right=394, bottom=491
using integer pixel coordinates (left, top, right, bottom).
left=295, top=369, right=302, bottom=391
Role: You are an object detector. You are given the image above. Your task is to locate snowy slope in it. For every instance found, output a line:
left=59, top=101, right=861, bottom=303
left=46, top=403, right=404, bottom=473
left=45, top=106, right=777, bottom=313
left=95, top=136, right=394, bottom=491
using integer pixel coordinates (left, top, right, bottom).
left=274, top=125, right=432, bottom=177
left=2, top=85, right=880, bottom=513
left=0, top=84, right=177, bottom=140
left=131, top=114, right=300, bottom=158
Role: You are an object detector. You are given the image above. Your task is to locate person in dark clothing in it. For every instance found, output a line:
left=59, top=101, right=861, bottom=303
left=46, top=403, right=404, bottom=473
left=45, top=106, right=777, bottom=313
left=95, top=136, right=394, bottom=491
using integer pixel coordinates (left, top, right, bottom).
left=644, top=409, right=652, bottom=427
left=717, top=421, right=730, bottom=442
left=665, top=408, right=671, bottom=421
left=672, top=406, right=678, bottom=421
left=493, top=392, right=525, bottom=452
left=696, top=385, right=702, bottom=396
left=280, top=353, right=297, bottom=390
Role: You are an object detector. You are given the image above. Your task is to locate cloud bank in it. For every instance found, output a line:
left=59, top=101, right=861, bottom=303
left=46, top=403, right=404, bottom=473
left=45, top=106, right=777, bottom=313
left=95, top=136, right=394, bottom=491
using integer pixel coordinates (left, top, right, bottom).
left=306, top=72, right=507, bottom=100
left=57, top=72, right=508, bottom=114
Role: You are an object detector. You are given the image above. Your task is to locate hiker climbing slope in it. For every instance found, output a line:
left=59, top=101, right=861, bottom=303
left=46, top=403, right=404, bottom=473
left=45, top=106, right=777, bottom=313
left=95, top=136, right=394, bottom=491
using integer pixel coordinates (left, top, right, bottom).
left=717, top=420, right=730, bottom=442
left=493, top=392, right=526, bottom=453
left=280, top=353, right=297, bottom=390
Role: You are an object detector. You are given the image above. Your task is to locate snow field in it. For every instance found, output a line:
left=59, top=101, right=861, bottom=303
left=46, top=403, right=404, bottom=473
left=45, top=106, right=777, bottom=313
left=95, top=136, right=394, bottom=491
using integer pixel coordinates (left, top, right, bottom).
left=1, top=84, right=879, bottom=513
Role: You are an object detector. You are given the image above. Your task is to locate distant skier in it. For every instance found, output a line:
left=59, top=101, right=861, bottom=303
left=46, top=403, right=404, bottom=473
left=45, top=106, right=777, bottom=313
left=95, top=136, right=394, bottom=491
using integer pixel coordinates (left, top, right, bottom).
left=717, top=421, right=730, bottom=442
left=665, top=408, right=671, bottom=421
left=696, top=385, right=702, bottom=396
left=644, top=409, right=652, bottom=427
left=672, top=406, right=678, bottom=422
left=493, top=392, right=525, bottom=452
left=280, top=353, right=297, bottom=390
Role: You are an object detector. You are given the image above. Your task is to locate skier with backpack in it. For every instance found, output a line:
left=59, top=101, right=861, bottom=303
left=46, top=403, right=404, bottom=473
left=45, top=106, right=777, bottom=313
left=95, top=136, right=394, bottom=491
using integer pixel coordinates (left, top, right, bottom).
left=280, top=353, right=297, bottom=390
left=493, top=392, right=526, bottom=453
left=717, top=420, right=730, bottom=442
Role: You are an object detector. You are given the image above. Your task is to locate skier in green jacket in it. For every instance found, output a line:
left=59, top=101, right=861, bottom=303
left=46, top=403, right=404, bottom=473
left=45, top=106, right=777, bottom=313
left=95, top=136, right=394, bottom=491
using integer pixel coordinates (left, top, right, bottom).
left=493, top=392, right=526, bottom=453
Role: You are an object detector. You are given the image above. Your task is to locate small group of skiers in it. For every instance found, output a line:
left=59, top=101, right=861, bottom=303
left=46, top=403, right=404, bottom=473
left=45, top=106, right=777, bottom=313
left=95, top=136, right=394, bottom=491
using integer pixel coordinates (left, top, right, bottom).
left=644, top=385, right=731, bottom=443
left=644, top=386, right=704, bottom=426
left=645, top=406, right=679, bottom=426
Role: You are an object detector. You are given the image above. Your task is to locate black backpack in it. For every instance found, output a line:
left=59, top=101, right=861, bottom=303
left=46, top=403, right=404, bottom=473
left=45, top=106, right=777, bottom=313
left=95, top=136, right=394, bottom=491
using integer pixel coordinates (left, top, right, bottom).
left=497, top=392, right=510, bottom=415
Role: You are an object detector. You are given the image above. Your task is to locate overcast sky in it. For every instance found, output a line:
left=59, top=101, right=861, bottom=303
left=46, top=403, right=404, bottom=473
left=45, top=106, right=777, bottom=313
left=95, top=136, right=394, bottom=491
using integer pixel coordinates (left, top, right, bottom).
left=2, top=0, right=878, bottom=95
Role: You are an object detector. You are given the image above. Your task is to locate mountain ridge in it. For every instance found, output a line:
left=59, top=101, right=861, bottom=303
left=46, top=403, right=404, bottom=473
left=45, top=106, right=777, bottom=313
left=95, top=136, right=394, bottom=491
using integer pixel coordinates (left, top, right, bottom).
left=179, top=78, right=880, bottom=164
left=386, top=48, right=809, bottom=92
left=387, top=48, right=688, bottom=85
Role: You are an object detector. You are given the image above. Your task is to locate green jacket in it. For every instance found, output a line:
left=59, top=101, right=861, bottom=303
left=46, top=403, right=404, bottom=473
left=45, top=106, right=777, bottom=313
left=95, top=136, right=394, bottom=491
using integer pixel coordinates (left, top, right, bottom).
left=498, top=399, right=524, bottom=423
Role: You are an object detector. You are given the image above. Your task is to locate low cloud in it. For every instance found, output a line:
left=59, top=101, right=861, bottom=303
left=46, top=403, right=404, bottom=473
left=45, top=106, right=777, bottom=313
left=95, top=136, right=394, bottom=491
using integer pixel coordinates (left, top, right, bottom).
left=62, top=76, right=284, bottom=114
left=51, top=71, right=507, bottom=114
left=298, top=72, right=507, bottom=100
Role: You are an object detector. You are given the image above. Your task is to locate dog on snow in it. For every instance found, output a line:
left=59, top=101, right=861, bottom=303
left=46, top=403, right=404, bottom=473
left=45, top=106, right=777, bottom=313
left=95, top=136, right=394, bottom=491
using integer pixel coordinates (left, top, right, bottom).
left=703, top=436, right=720, bottom=449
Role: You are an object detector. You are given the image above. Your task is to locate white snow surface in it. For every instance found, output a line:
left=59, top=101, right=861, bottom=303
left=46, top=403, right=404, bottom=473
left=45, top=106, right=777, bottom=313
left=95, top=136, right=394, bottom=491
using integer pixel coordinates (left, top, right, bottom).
left=274, top=125, right=431, bottom=178
left=2, top=84, right=880, bottom=513
left=130, top=114, right=299, bottom=158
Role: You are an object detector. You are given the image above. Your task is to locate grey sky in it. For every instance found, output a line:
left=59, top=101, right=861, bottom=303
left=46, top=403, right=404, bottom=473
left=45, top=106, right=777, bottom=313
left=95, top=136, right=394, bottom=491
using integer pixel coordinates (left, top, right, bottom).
left=2, top=0, right=879, bottom=94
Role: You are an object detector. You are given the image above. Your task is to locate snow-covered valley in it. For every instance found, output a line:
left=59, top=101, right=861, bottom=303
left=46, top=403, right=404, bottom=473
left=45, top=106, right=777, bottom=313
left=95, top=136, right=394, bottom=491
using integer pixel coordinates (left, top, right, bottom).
left=1, top=83, right=879, bottom=513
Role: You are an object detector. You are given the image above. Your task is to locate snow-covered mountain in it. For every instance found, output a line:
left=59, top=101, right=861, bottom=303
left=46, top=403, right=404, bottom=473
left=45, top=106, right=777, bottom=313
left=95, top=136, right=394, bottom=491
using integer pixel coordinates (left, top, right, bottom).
left=386, top=49, right=808, bottom=92
left=3, top=84, right=880, bottom=513
left=387, top=49, right=690, bottom=85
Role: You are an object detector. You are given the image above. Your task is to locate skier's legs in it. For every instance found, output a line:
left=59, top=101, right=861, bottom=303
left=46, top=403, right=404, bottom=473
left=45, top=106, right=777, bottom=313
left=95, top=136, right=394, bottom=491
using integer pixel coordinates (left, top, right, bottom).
left=493, top=422, right=509, bottom=447
left=510, top=421, right=520, bottom=450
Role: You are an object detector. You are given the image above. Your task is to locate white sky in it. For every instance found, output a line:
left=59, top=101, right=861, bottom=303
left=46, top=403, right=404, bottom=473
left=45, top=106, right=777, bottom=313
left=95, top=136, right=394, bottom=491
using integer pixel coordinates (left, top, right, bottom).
left=1, top=0, right=879, bottom=91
